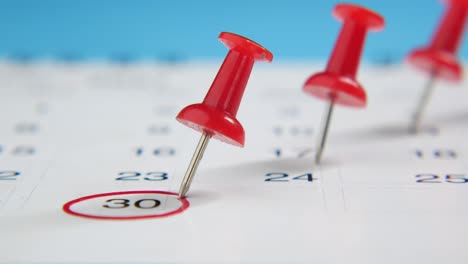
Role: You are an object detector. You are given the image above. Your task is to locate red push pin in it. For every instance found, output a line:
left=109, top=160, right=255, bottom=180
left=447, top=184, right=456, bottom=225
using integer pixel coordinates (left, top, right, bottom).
left=176, top=32, right=273, bottom=197
left=407, top=0, right=468, bottom=133
left=303, top=3, right=385, bottom=164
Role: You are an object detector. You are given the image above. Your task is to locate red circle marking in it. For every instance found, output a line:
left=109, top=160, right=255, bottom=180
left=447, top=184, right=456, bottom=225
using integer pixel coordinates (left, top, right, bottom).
left=63, top=190, right=189, bottom=220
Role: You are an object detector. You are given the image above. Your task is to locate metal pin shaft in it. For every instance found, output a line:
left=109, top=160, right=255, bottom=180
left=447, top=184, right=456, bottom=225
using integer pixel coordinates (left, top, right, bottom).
left=178, top=133, right=211, bottom=198
left=410, top=74, right=436, bottom=134
left=315, top=99, right=335, bottom=164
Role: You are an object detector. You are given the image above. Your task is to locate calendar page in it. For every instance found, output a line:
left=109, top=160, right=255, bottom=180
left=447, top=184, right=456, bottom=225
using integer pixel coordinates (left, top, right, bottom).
left=1, top=62, right=467, bottom=264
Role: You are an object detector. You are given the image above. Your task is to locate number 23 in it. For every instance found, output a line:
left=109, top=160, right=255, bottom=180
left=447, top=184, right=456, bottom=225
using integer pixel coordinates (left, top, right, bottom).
left=116, top=171, right=168, bottom=181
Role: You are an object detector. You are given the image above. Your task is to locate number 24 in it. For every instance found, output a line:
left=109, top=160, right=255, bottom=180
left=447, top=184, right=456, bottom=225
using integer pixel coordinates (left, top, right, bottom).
left=265, top=172, right=315, bottom=182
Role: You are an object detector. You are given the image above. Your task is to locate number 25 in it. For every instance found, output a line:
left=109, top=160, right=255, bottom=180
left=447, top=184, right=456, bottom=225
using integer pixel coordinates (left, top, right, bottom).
left=415, top=174, right=468, bottom=183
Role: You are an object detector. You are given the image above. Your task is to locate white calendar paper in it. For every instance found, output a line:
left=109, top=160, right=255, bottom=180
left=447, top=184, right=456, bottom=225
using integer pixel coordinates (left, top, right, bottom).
left=1, top=62, right=467, bottom=263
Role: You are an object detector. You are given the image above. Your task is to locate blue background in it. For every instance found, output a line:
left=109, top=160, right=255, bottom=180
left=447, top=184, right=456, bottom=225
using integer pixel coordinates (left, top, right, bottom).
left=0, top=0, right=466, bottom=63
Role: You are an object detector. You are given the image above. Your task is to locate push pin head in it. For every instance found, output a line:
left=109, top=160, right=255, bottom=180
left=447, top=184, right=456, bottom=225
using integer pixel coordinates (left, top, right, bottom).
left=177, top=32, right=273, bottom=197
left=304, top=3, right=384, bottom=108
left=407, top=0, right=468, bottom=133
left=303, top=3, right=384, bottom=163
left=177, top=32, right=273, bottom=147
left=407, top=0, right=468, bottom=81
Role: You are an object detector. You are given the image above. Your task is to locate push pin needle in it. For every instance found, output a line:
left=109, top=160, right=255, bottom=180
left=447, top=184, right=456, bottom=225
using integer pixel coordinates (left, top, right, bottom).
left=303, top=4, right=385, bottom=164
left=176, top=32, right=273, bottom=198
left=178, top=133, right=210, bottom=198
left=409, top=74, right=436, bottom=133
left=315, top=98, right=334, bottom=164
left=407, top=0, right=467, bottom=133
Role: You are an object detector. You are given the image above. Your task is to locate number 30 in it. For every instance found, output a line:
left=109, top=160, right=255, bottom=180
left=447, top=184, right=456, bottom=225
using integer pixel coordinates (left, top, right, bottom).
left=103, top=199, right=161, bottom=209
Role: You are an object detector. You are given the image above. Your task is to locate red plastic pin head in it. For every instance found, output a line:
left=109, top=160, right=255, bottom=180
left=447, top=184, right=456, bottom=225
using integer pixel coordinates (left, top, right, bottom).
left=407, top=0, right=468, bottom=81
left=176, top=32, right=273, bottom=147
left=303, top=3, right=385, bottom=107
